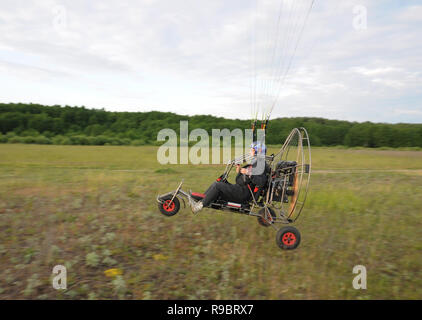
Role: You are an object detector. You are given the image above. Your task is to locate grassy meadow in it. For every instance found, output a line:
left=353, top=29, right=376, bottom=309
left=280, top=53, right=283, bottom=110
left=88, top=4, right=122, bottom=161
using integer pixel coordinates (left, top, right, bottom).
left=0, top=144, right=421, bottom=299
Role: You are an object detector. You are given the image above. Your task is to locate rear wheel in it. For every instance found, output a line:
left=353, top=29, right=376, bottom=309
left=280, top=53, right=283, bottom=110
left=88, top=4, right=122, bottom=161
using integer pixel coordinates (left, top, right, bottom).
left=158, top=195, right=180, bottom=217
left=257, top=207, right=276, bottom=227
left=276, top=226, right=301, bottom=250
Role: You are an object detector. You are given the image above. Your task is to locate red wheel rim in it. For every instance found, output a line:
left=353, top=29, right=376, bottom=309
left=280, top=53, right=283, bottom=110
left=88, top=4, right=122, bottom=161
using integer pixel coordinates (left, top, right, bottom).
left=163, top=200, right=175, bottom=212
left=282, top=232, right=296, bottom=246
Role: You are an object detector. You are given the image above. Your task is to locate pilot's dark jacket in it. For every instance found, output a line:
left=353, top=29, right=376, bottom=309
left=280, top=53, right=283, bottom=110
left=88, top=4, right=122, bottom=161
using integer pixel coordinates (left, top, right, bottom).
left=201, top=157, right=269, bottom=207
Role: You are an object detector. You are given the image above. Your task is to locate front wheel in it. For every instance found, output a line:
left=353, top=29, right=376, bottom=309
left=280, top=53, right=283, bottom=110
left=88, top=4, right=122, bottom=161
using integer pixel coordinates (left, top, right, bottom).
left=276, top=226, right=301, bottom=250
left=158, top=195, right=180, bottom=217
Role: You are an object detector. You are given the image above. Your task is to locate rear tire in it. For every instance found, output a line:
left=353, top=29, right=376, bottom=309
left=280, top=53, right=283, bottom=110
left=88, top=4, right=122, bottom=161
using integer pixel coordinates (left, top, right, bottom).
left=276, top=226, right=301, bottom=250
left=257, top=207, right=276, bottom=227
left=158, top=195, right=180, bottom=217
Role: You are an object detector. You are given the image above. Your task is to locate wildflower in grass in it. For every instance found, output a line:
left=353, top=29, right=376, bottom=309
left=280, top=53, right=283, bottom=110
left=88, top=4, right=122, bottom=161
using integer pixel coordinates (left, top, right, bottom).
left=103, top=256, right=117, bottom=266
left=88, top=292, right=97, bottom=300
left=104, top=268, right=123, bottom=278
left=85, top=252, right=100, bottom=267
left=112, top=275, right=127, bottom=299
left=23, top=274, right=41, bottom=297
left=101, top=232, right=116, bottom=244
left=153, top=253, right=168, bottom=261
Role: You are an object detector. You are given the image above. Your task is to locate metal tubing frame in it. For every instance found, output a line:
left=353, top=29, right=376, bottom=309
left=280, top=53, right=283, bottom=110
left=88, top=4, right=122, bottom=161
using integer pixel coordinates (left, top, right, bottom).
left=156, top=127, right=311, bottom=226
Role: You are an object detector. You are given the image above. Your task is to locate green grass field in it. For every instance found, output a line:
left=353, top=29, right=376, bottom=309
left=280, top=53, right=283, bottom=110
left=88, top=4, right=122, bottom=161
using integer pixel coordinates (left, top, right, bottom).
left=0, top=144, right=421, bottom=299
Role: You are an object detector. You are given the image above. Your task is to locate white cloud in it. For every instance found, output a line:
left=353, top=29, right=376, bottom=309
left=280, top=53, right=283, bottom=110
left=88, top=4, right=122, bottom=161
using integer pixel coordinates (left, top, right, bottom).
left=0, top=0, right=420, bottom=123
left=396, top=5, right=422, bottom=23
left=393, top=108, right=422, bottom=116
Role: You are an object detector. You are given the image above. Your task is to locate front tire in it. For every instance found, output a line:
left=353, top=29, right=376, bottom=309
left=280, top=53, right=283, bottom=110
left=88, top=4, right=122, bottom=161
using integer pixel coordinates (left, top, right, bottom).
left=276, top=226, right=301, bottom=250
left=158, top=196, right=180, bottom=217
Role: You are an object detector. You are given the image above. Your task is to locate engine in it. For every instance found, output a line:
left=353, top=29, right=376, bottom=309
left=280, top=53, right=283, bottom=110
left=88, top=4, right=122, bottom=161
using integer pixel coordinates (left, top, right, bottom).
left=271, top=161, right=297, bottom=202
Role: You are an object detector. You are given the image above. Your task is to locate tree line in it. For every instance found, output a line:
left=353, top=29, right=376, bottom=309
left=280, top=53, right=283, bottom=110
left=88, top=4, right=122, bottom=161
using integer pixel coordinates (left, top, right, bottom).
left=0, top=103, right=421, bottom=148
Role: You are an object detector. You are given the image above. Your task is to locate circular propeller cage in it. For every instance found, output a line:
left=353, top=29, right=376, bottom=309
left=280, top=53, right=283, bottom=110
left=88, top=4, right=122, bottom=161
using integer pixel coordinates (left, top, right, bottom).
left=270, top=127, right=311, bottom=223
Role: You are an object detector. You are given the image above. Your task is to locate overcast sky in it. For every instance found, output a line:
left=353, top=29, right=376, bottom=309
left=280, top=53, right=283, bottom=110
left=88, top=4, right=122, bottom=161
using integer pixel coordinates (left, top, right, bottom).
left=0, top=0, right=421, bottom=123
